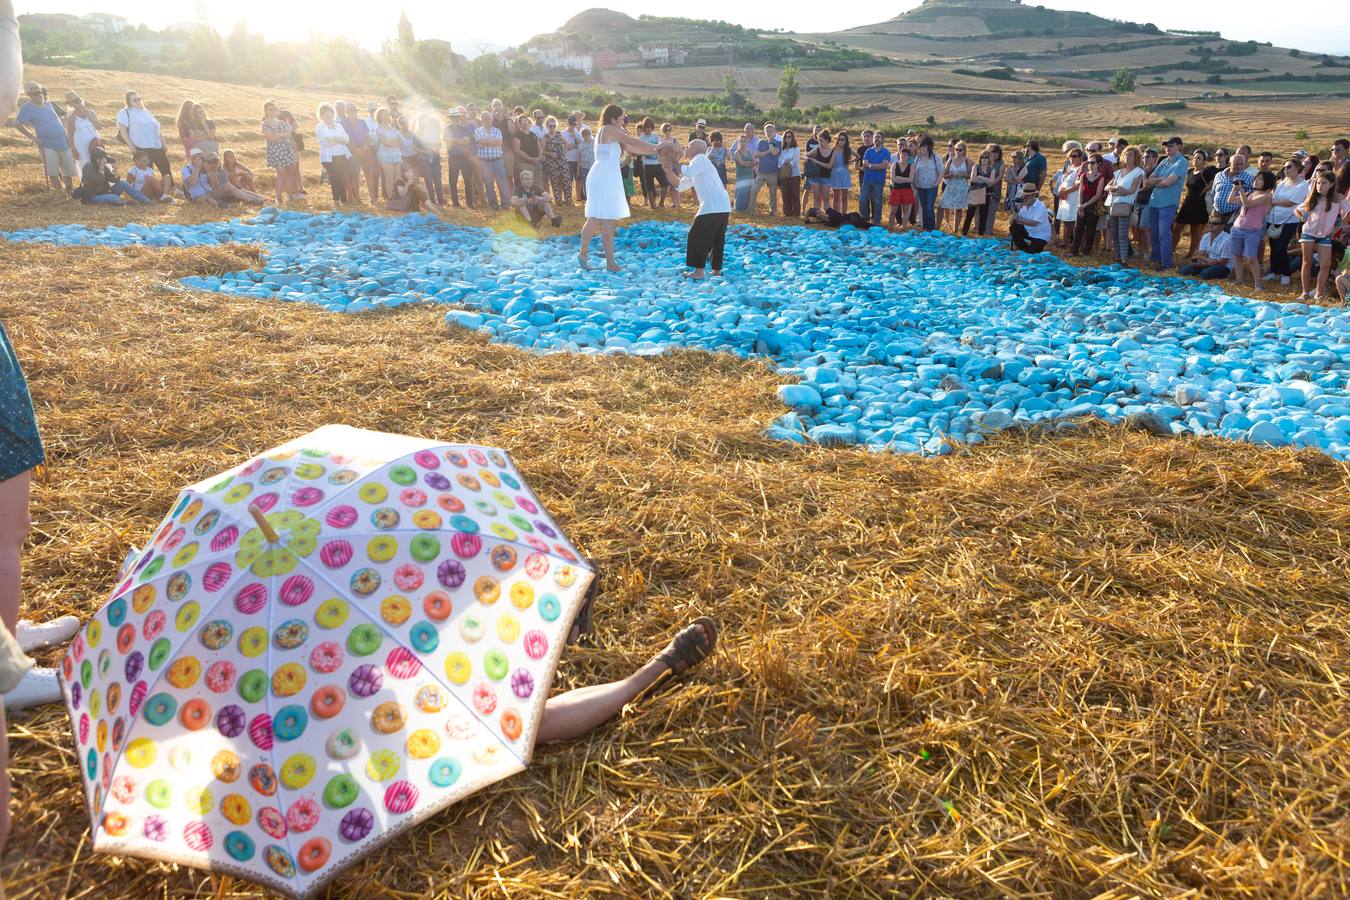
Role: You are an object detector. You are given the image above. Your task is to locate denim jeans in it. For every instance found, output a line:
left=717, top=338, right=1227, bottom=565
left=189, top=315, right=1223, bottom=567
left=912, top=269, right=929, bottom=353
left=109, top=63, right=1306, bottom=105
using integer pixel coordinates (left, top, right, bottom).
left=478, top=157, right=510, bottom=209
left=419, top=152, right=444, bottom=205
left=859, top=181, right=885, bottom=225
left=915, top=186, right=938, bottom=230
left=1178, top=262, right=1231, bottom=279
left=91, top=180, right=149, bottom=204
left=1147, top=204, right=1178, bottom=267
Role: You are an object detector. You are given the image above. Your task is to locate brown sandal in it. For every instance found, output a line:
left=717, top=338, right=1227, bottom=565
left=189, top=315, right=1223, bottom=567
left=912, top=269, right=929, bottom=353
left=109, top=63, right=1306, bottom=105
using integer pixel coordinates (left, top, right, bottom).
left=654, top=617, right=718, bottom=677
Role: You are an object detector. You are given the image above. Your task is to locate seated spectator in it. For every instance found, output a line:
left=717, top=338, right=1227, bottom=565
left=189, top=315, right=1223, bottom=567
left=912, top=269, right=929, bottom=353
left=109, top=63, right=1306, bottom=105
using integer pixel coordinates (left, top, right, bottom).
left=1009, top=184, right=1051, bottom=253
left=180, top=148, right=214, bottom=204
left=1178, top=215, right=1234, bottom=279
left=203, top=152, right=266, bottom=205
left=126, top=149, right=171, bottom=202
left=72, top=148, right=149, bottom=205
left=509, top=168, right=561, bottom=228
left=222, top=150, right=257, bottom=193
left=386, top=166, right=444, bottom=216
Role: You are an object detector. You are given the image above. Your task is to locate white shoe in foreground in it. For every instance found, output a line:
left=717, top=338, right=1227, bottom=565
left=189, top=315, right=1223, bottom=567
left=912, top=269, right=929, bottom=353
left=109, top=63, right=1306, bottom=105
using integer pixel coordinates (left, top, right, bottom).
left=16, top=615, right=80, bottom=652
left=4, top=667, right=62, bottom=711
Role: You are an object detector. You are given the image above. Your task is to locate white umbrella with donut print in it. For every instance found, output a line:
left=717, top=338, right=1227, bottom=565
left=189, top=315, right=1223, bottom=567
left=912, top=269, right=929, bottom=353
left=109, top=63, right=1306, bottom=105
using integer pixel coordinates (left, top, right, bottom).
left=59, top=424, right=595, bottom=897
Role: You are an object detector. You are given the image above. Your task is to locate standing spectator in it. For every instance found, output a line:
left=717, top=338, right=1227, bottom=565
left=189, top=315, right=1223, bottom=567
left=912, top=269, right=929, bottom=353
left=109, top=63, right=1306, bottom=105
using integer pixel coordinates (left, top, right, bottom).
left=1050, top=147, right=1082, bottom=245
left=804, top=125, right=826, bottom=214
left=857, top=129, right=876, bottom=188
left=1132, top=147, right=1158, bottom=261
left=779, top=130, right=802, bottom=218
left=1178, top=215, right=1234, bottom=279
left=374, top=107, right=404, bottom=201
left=1022, top=141, right=1047, bottom=190
left=655, top=123, right=684, bottom=209
left=414, top=108, right=444, bottom=206
left=513, top=114, right=544, bottom=194
left=938, top=141, right=970, bottom=232
left=1212, top=153, right=1254, bottom=226
left=342, top=101, right=377, bottom=203
left=1071, top=153, right=1107, bottom=256
left=981, top=144, right=1005, bottom=235
left=1227, top=170, right=1273, bottom=291
left=13, top=81, right=73, bottom=190
left=72, top=148, right=148, bottom=205
left=887, top=144, right=914, bottom=231
left=1329, top=138, right=1348, bottom=176
left=1172, top=149, right=1217, bottom=258
left=827, top=132, right=853, bottom=214
left=1052, top=141, right=1083, bottom=223
left=1237, top=144, right=1257, bottom=175
left=444, top=107, right=478, bottom=208
left=175, top=99, right=197, bottom=156
left=1265, top=158, right=1308, bottom=286
left=117, top=90, right=174, bottom=194
left=280, top=110, right=304, bottom=186
left=638, top=117, right=663, bottom=208
left=528, top=109, right=547, bottom=141
left=1010, top=184, right=1051, bottom=253
left=1143, top=136, right=1188, bottom=270
left=474, top=109, right=510, bottom=210
left=1104, top=146, right=1144, bottom=266
left=578, top=125, right=596, bottom=196
left=706, top=131, right=728, bottom=186
left=397, top=114, right=419, bottom=181
left=1108, top=137, right=1127, bottom=166
left=561, top=114, right=581, bottom=203
left=314, top=102, right=352, bottom=204
left=1003, top=149, right=1026, bottom=216
left=260, top=101, right=298, bottom=203
left=731, top=124, right=757, bottom=213
left=542, top=116, right=570, bottom=206
left=859, top=131, right=891, bottom=226
left=688, top=118, right=708, bottom=145
left=1295, top=169, right=1350, bottom=300
left=912, top=135, right=942, bottom=231
left=751, top=123, right=782, bottom=216
left=964, top=148, right=996, bottom=236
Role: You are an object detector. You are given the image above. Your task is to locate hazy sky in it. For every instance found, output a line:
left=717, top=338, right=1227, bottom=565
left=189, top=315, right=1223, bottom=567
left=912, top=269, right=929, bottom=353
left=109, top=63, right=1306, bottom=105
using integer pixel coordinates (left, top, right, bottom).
left=21, top=1, right=1350, bottom=56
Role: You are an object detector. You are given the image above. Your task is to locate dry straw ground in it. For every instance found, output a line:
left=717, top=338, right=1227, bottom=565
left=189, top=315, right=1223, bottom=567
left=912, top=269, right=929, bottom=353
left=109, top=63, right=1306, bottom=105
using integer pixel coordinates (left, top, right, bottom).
left=1, top=68, right=1348, bottom=899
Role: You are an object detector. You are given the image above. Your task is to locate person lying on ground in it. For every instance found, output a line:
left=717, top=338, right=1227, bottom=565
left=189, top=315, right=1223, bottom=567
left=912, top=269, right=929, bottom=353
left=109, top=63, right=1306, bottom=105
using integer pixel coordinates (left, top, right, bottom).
left=72, top=148, right=150, bottom=205
left=510, top=168, right=562, bottom=228
left=803, top=205, right=876, bottom=230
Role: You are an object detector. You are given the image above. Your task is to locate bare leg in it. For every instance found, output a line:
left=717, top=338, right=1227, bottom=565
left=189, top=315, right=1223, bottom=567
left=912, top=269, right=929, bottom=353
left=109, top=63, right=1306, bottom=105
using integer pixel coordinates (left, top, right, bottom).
left=579, top=217, right=600, bottom=268
left=602, top=221, right=618, bottom=271
left=535, top=658, right=667, bottom=744
left=0, top=471, right=31, bottom=861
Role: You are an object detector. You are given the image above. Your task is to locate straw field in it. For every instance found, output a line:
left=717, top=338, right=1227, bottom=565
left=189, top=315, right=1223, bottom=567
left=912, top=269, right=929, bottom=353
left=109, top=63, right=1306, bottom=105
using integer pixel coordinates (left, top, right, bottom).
left=1, top=67, right=1349, bottom=899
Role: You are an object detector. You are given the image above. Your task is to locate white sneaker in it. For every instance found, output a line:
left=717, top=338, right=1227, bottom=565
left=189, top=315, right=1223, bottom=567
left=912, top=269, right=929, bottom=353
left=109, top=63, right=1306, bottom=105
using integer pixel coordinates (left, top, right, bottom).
left=16, top=615, right=80, bottom=652
left=1280, top=276, right=1291, bottom=285
left=4, top=667, right=62, bottom=711
left=1262, top=272, right=1277, bottom=281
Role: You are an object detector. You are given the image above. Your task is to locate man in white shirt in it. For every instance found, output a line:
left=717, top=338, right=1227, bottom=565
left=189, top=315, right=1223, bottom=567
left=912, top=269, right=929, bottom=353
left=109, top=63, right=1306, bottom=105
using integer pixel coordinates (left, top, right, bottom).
left=561, top=114, right=580, bottom=200
left=1010, top=184, right=1052, bottom=253
left=1177, top=214, right=1233, bottom=279
left=529, top=108, right=547, bottom=141
left=675, top=140, right=732, bottom=279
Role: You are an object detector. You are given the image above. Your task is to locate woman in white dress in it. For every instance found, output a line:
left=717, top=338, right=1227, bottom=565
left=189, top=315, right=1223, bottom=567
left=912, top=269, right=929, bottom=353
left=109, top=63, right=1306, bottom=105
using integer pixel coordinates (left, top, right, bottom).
left=64, top=91, right=103, bottom=174
left=1052, top=146, right=1084, bottom=247
left=580, top=104, right=667, bottom=272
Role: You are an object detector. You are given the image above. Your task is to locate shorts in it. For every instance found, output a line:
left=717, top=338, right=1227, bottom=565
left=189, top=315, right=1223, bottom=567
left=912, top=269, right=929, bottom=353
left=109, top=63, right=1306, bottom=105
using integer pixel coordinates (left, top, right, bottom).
left=39, top=146, right=76, bottom=178
left=644, top=163, right=668, bottom=187
left=1229, top=226, right=1263, bottom=257
left=1299, top=234, right=1334, bottom=247
left=889, top=187, right=915, bottom=206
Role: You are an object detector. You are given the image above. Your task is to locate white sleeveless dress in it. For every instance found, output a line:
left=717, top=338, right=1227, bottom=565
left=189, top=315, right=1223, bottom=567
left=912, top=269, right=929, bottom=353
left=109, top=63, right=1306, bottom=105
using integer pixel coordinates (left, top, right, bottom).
left=71, top=115, right=101, bottom=171
left=585, top=139, right=629, bottom=220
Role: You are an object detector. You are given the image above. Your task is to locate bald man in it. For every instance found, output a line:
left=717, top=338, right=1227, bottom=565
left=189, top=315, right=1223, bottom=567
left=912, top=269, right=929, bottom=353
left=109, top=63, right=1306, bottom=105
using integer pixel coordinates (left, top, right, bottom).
left=675, top=139, right=732, bottom=279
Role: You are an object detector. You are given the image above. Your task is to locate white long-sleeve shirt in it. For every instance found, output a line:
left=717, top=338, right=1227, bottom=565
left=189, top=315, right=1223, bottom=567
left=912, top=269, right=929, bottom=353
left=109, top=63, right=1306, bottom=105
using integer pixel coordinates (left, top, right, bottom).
left=0, top=12, right=21, bottom=124
left=676, top=153, right=731, bottom=216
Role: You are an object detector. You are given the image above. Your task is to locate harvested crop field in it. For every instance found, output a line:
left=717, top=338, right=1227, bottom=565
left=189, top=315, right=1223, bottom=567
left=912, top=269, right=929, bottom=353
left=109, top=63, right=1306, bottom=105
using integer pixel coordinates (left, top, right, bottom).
left=1, top=69, right=1349, bottom=899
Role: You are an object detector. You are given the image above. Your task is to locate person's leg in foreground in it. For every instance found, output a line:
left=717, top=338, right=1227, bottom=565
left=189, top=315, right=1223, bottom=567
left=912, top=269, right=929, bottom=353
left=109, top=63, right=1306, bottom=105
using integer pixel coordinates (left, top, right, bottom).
left=535, top=618, right=717, bottom=744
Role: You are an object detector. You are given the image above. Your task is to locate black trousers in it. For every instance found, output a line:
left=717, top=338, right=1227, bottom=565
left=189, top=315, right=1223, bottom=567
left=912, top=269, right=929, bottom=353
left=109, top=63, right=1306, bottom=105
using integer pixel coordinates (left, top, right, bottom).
left=687, top=212, right=729, bottom=271
left=322, top=158, right=349, bottom=202
left=1268, top=222, right=1299, bottom=276
left=1010, top=221, right=1046, bottom=254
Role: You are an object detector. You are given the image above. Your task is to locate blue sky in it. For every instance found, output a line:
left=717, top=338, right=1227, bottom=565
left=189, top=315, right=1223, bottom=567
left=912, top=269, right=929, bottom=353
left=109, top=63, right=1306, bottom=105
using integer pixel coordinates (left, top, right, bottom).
left=21, top=1, right=1350, bottom=56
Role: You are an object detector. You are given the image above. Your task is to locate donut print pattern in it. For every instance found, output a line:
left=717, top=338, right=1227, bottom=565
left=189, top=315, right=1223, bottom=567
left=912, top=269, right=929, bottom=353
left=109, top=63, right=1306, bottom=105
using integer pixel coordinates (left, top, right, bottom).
left=60, top=425, right=592, bottom=897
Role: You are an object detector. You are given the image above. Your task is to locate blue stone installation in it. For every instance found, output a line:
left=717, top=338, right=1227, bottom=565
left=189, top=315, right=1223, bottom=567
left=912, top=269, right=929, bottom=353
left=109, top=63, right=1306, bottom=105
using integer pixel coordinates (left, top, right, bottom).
left=7, top=210, right=1350, bottom=459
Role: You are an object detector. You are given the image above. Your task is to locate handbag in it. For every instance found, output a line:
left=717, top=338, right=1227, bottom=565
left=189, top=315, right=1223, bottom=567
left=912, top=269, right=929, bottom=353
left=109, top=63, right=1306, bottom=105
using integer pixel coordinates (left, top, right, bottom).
left=968, top=186, right=987, bottom=206
left=1266, top=222, right=1285, bottom=239
left=1109, top=200, right=1132, bottom=218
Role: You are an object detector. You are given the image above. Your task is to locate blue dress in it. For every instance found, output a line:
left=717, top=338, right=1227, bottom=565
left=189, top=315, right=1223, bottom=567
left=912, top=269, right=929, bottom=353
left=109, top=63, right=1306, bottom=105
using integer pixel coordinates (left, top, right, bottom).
left=830, top=150, right=851, bottom=190
left=1, top=322, right=44, bottom=482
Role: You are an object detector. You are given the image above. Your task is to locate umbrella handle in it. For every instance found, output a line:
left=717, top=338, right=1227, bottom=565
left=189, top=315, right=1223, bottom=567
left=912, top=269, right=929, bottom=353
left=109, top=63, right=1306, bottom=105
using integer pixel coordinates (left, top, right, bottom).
left=247, top=503, right=281, bottom=543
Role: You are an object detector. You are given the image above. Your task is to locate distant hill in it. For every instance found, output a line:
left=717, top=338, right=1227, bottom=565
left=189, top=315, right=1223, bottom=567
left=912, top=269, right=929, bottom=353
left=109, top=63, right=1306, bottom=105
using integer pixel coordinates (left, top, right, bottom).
left=524, top=9, right=883, bottom=69
left=848, top=0, right=1159, bottom=38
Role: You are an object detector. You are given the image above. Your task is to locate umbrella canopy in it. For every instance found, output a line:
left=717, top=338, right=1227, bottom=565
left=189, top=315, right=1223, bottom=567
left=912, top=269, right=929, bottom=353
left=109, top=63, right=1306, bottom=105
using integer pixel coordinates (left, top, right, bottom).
left=59, top=425, right=595, bottom=897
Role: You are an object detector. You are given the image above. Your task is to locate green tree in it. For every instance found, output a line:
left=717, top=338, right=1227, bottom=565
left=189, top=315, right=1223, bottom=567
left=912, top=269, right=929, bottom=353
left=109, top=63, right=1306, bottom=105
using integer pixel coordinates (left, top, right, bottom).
left=463, top=53, right=508, bottom=96
left=722, top=73, right=746, bottom=113
left=1110, top=66, right=1137, bottom=93
left=397, top=12, right=415, bottom=53
left=776, top=64, right=799, bottom=110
